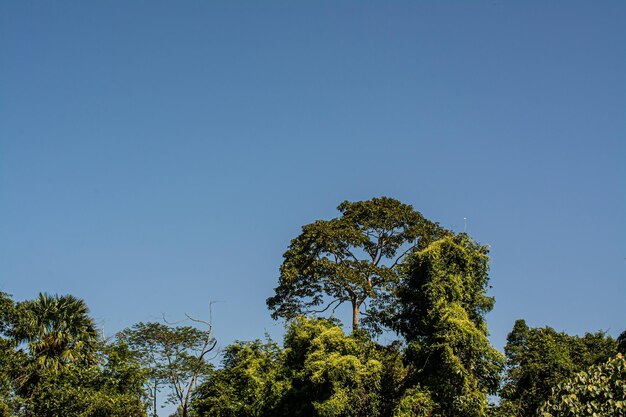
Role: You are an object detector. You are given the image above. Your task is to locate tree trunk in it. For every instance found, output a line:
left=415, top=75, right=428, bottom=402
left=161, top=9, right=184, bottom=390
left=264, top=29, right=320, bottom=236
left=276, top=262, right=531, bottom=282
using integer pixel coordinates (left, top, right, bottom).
left=351, top=299, right=359, bottom=332
left=153, top=381, right=157, bottom=417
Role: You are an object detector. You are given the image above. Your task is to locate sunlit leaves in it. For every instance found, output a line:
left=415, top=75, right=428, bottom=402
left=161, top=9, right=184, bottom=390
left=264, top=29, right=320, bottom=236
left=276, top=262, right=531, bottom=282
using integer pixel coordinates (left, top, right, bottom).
left=539, top=353, right=626, bottom=417
left=392, top=234, right=503, bottom=417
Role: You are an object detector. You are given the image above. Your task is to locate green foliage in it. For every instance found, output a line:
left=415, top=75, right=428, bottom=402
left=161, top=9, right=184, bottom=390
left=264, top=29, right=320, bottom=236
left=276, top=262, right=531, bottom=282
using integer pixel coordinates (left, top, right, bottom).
left=0, top=293, right=147, bottom=417
left=0, top=292, right=14, bottom=336
left=0, top=335, right=30, bottom=414
left=118, top=320, right=216, bottom=417
left=100, top=341, right=149, bottom=402
left=11, top=293, right=99, bottom=371
left=279, top=317, right=387, bottom=417
left=0, top=293, right=16, bottom=414
left=498, top=320, right=617, bottom=416
left=0, top=401, right=9, bottom=417
left=1, top=340, right=148, bottom=417
left=392, top=234, right=504, bottom=417
left=539, top=353, right=626, bottom=417
left=194, top=317, right=399, bottom=417
left=3, top=198, right=621, bottom=417
left=393, top=386, right=434, bottom=417
left=192, top=338, right=286, bottom=417
left=25, top=356, right=147, bottom=417
left=267, top=197, right=446, bottom=332
left=304, top=325, right=383, bottom=417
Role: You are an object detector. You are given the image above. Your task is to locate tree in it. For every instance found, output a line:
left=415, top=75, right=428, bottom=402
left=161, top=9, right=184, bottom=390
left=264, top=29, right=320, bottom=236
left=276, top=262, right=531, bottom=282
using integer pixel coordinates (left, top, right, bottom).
left=0, top=292, right=16, bottom=416
left=193, top=317, right=407, bottom=417
left=0, top=292, right=147, bottom=417
left=498, top=320, right=617, bottom=417
left=192, top=338, right=286, bottom=417
left=538, top=353, right=626, bottom=417
left=118, top=312, right=217, bottom=417
left=23, top=341, right=148, bottom=417
left=267, top=197, right=446, bottom=332
left=117, top=322, right=169, bottom=416
left=286, top=318, right=384, bottom=417
left=12, top=293, right=99, bottom=371
left=0, top=338, right=27, bottom=417
left=392, top=386, right=435, bottom=417
left=390, top=234, right=504, bottom=417
left=0, top=292, right=13, bottom=337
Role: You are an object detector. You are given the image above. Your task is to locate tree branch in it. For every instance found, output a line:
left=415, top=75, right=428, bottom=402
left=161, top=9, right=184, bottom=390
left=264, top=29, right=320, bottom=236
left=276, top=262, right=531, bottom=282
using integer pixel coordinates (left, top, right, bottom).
left=310, top=298, right=343, bottom=314
left=390, top=243, right=418, bottom=269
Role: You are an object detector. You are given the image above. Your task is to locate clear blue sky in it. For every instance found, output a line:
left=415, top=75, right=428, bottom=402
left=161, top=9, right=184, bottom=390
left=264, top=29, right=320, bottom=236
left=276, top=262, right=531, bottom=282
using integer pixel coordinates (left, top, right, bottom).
left=1, top=0, right=624, bottom=362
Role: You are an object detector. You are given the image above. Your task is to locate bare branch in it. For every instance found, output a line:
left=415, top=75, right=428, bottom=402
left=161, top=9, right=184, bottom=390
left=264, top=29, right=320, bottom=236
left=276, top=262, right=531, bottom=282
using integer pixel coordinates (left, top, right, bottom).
left=184, top=313, right=212, bottom=328
left=162, top=313, right=189, bottom=326
left=310, top=298, right=343, bottom=314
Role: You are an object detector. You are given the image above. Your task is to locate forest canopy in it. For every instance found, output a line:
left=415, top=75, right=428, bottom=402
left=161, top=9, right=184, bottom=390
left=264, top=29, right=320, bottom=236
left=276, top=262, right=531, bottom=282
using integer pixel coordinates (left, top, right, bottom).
left=1, top=197, right=623, bottom=417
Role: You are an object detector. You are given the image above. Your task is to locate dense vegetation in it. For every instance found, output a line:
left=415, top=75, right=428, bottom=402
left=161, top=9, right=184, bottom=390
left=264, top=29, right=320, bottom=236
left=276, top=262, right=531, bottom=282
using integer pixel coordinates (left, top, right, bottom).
left=1, top=198, right=623, bottom=416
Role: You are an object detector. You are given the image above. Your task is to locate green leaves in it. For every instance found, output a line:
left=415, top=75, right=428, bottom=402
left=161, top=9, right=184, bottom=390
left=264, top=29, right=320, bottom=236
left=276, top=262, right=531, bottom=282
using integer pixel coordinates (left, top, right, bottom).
left=267, top=197, right=446, bottom=332
left=11, top=293, right=99, bottom=372
left=392, top=234, right=503, bottom=417
left=4, top=196, right=621, bottom=417
left=118, top=319, right=216, bottom=417
left=193, top=317, right=400, bottom=417
left=393, top=386, right=435, bottom=417
left=192, top=338, right=286, bottom=417
left=25, top=354, right=148, bottom=417
left=282, top=318, right=388, bottom=417
left=498, top=322, right=618, bottom=416
left=539, top=353, right=626, bottom=417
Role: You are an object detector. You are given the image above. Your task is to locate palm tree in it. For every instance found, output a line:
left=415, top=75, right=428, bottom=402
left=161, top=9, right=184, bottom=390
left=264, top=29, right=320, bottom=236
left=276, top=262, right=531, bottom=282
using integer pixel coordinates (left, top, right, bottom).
left=13, top=293, right=99, bottom=370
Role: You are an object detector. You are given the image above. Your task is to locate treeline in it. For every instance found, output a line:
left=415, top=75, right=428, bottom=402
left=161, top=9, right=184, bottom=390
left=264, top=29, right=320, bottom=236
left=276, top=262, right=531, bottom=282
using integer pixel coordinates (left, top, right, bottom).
left=1, top=198, right=624, bottom=417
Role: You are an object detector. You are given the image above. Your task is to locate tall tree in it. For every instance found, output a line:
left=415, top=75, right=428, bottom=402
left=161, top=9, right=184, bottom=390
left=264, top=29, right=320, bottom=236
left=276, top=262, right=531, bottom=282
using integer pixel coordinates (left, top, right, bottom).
left=498, top=320, right=617, bottom=417
left=12, top=293, right=99, bottom=371
left=390, top=234, right=504, bottom=417
left=118, top=314, right=217, bottom=417
left=267, top=197, right=446, bottom=332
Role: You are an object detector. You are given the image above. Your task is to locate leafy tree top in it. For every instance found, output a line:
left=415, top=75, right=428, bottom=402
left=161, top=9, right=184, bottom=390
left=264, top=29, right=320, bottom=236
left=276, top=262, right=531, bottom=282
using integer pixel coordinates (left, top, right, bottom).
left=499, top=319, right=617, bottom=417
left=539, top=353, right=626, bottom=417
left=390, top=234, right=503, bottom=417
left=12, top=293, right=99, bottom=371
left=267, top=197, right=447, bottom=332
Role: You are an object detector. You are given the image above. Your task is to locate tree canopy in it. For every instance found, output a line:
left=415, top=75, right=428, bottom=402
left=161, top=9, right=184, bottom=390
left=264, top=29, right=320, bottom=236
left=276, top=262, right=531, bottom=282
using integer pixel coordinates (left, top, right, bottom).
left=497, top=319, right=617, bottom=416
left=118, top=316, right=217, bottom=417
left=0, top=292, right=148, bottom=417
left=539, top=353, right=626, bottom=417
left=1, top=196, right=623, bottom=417
left=12, top=293, right=99, bottom=371
left=390, top=233, right=504, bottom=417
left=267, top=197, right=447, bottom=332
